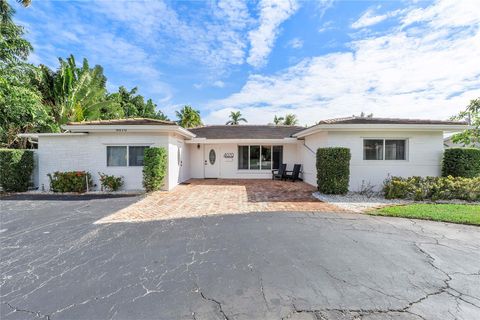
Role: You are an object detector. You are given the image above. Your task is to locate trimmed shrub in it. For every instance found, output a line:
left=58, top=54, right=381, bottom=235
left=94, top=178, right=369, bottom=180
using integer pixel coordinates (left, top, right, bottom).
left=98, top=172, right=124, bottom=192
left=0, top=149, right=34, bottom=192
left=48, top=171, right=93, bottom=193
left=442, top=148, right=480, bottom=178
left=383, top=176, right=480, bottom=202
left=143, top=147, right=167, bottom=192
left=316, top=147, right=351, bottom=194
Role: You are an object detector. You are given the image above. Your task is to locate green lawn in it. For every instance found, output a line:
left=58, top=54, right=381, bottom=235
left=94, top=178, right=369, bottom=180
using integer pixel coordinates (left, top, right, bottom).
left=370, top=204, right=480, bottom=226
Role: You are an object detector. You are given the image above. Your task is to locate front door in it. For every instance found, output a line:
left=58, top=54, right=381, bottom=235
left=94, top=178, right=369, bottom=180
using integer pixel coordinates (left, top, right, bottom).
left=204, top=145, right=220, bottom=178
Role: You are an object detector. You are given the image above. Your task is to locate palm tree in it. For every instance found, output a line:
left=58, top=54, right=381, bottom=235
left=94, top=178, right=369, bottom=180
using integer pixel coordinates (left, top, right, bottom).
left=273, top=115, right=284, bottom=125
left=176, top=105, right=202, bottom=128
left=36, top=55, right=122, bottom=124
left=226, top=111, right=247, bottom=125
left=283, top=113, right=299, bottom=126
left=17, top=0, right=31, bottom=7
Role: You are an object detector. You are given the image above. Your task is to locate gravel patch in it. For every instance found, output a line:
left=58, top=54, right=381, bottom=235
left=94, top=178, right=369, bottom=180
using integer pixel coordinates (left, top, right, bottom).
left=313, top=192, right=411, bottom=213
left=313, top=192, right=478, bottom=213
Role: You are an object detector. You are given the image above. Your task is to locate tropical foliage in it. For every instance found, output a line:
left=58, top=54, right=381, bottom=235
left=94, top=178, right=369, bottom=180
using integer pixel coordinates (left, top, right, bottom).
left=273, top=115, right=284, bottom=125
left=176, top=105, right=202, bottom=128
left=442, top=148, right=480, bottom=178
left=316, top=147, right=351, bottom=194
left=48, top=171, right=93, bottom=193
left=143, top=147, right=167, bottom=192
left=0, top=148, right=34, bottom=191
left=284, top=114, right=299, bottom=125
left=0, top=0, right=32, bottom=64
left=383, top=176, right=480, bottom=202
left=0, top=1, right=175, bottom=149
left=451, top=98, right=480, bottom=147
left=272, top=113, right=299, bottom=125
left=107, top=86, right=169, bottom=120
left=226, top=111, right=247, bottom=125
left=98, top=172, right=124, bottom=192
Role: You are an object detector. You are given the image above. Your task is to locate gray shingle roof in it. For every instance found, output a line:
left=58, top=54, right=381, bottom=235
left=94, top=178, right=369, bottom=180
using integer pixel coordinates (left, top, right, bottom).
left=316, top=117, right=467, bottom=125
left=66, top=118, right=176, bottom=126
left=189, top=125, right=305, bottom=139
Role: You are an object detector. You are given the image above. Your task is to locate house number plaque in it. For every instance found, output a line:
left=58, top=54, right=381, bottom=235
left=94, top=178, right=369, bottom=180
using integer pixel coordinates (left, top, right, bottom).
left=224, top=153, right=234, bottom=161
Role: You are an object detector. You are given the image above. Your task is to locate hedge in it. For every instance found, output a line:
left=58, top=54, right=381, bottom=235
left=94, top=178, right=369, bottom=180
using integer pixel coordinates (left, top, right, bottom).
left=47, top=171, right=93, bottom=193
left=316, top=147, right=351, bottom=194
left=383, top=176, right=480, bottom=201
left=442, top=148, right=480, bottom=178
left=143, top=147, right=167, bottom=192
left=0, top=149, right=34, bottom=192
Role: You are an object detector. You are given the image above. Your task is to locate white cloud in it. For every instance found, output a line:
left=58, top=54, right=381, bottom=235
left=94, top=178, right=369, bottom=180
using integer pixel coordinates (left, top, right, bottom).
left=213, top=80, right=226, bottom=88
left=247, top=0, right=299, bottom=67
left=315, top=0, right=335, bottom=18
left=352, top=10, right=389, bottom=29
left=287, top=38, right=303, bottom=49
left=351, top=8, right=403, bottom=29
left=318, top=21, right=333, bottom=33
left=207, top=0, right=480, bottom=125
left=402, top=0, right=480, bottom=28
left=92, top=0, right=252, bottom=75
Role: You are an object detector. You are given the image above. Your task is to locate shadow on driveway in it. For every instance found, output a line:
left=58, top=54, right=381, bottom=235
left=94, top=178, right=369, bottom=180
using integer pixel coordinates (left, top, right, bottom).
left=0, top=193, right=141, bottom=201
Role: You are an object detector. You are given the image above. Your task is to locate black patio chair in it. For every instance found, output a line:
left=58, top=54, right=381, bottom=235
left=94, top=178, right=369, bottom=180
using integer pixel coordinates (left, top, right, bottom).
left=285, top=164, right=301, bottom=182
left=272, top=163, right=287, bottom=180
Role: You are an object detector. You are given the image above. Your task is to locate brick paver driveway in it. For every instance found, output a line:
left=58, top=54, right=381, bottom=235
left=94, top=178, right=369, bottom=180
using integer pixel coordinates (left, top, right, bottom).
left=97, top=179, right=343, bottom=223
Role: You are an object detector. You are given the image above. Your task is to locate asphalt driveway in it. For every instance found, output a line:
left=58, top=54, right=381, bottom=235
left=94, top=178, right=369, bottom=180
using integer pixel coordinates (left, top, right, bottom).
left=1, top=195, right=479, bottom=320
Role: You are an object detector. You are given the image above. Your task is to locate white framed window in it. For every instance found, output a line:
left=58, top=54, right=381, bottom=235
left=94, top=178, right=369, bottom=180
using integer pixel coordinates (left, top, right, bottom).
left=238, top=145, right=283, bottom=170
left=106, top=146, right=149, bottom=167
left=363, top=139, right=407, bottom=160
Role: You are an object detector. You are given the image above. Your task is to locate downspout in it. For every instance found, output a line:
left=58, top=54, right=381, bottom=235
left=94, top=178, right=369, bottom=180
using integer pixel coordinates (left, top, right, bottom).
left=302, top=140, right=316, bottom=155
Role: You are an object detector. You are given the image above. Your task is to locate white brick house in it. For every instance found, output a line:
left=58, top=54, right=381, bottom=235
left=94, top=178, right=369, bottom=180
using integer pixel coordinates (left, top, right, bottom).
left=20, top=117, right=468, bottom=191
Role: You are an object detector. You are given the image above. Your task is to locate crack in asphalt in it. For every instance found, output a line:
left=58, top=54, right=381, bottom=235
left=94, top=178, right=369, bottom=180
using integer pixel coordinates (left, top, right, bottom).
left=199, top=290, right=231, bottom=320
left=280, top=240, right=480, bottom=320
left=2, top=198, right=479, bottom=320
left=5, top=302, right=51, bottom=320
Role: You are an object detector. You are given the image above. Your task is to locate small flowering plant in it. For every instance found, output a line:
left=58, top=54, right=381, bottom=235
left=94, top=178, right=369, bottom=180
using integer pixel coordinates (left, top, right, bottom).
left=98, top=172, right=124, bottom=192
left=47, top=171, right=93, bottom=193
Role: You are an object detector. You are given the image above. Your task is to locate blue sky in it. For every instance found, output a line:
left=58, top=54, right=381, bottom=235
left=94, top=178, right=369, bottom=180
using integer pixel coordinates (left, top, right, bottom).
left=12, top=0, right=480, bottom=125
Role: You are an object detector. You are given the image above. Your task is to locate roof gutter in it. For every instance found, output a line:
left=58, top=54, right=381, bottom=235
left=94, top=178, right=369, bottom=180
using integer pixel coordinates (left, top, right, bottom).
left=61, top=124, right=196, bottom=139
left=293, top=124, right=472, bottom=138
left=186, top=137, right=299, bottom=144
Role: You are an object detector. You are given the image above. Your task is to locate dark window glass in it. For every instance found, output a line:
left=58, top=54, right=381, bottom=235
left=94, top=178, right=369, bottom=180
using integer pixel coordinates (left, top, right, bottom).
left=272, top=146, right=283, bottom=169
left=238, top=146, right=249, bottom=169
left=129, top=146, right=148, bottom=166
left=385, top=140, right=406, bottom=160
left=249, top=145, right=260, bottom=170
left=261, top=146, right=272, bottom=170
left=107, top=146, right=127, bottom=166
left=364, top=140, right=384, bottom=160
left=209, top=149, right=216, bottom=165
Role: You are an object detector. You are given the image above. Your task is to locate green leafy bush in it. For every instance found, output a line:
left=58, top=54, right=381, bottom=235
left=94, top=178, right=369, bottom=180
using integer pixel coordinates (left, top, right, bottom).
left=442, top=148, right=480, bottom=178
left=0, top=149, right=34, bottom=192
left=98, top=172, right=124, bottom=192
left=48, top=171, right=93, bottom=193
left=383, top=176, right=480, bottom=201
left=316, top=147, right=351, bottom=194
left=143, top=147, right=167, bottom=192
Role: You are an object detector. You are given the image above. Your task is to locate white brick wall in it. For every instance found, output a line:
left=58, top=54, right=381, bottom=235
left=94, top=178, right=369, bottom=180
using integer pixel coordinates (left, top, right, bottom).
left=38, top=132, right=176, bottom=191
left=302, top=130, right=444, bottom=191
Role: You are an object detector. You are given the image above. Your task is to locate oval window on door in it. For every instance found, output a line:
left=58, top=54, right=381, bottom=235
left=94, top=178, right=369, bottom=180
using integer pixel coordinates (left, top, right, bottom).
left=209, top=149, right=216, bottom=165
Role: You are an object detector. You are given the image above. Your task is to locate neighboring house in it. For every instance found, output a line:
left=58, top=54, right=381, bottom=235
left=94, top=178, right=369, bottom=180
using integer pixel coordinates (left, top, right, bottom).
left=443, top=135, right=480, bottom=148
left=20, top=117, right=468, bottom=192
